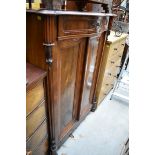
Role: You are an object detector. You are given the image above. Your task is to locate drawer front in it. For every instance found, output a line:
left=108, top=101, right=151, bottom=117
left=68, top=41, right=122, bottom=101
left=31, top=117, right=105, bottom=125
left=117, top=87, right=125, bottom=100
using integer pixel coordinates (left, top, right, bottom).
left=26, top=119, right=48, bottom=151
left=103, top=72, right=114, bottom=85
left=26, top=81, right=45, bottom=116
left=26, top=101, right=46, bottom=139
left=100, top=69, right=115, bottom=94
left=102, top=79, right=115, bottom=89
left=108, top=39, right=126, bottom=59
left=111, top=64, right=120, bottom=76
left=101, top=83, right=112, bottom=94
left=106, top=64, right=120, bottom=76
left=33, top=136, right=49, bottom=155
left=109, top=43, right=119, bottom=57
left=118, top=39, right=126, bottom=52
left=101, top=84, right=112, bottom=95
left=98, top=84, right=113, bottom=103
left=98, top=93, right=107, bottom=103
left=58, top=16, right=107, bottom=38
left=106, top=54, right=122, bottom=69
left=108, top=48, right=122, bottom=60
left=101, top=73, right=115, bottom=92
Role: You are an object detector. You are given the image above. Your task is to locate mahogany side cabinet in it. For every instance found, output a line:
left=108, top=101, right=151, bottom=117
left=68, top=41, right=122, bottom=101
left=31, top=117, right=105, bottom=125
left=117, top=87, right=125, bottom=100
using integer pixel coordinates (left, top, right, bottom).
left=26, top=9, right=115, bottom=155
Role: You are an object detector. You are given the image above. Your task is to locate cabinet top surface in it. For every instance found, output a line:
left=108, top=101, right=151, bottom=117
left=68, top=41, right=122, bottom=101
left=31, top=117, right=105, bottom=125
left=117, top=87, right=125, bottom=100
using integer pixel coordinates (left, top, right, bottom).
left=107, top=31, right=128, bottom=44
left=26, top=9, right=116, bottom=17
left=26, top=63, right=47, bottom=88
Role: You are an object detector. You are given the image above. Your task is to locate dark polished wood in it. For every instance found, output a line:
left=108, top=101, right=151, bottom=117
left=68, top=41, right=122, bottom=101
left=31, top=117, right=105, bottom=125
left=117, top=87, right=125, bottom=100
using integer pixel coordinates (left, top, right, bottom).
left=91, top=31, right=108, bottom=111
left=79, top=36, right=99, bottom=118
left=26, top=10, right=115, bottom=154
left=57, top=38, right=87, bottom=140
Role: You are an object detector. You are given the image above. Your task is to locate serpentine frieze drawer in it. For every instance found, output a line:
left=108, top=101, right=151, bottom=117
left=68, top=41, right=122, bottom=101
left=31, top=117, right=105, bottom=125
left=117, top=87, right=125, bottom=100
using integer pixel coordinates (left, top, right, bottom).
left=58, top=15, right=108, bottom=38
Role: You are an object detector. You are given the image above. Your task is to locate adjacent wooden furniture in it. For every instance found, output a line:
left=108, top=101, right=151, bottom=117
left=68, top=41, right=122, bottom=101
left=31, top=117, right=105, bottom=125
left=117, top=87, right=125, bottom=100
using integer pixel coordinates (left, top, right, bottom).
left=26, top=8, right=115, bottom=155
left=96, top=31, right=128, bottom=104
left=26, top=63, right=49, bottom=155
left=26, top=0, right=112, bottom=12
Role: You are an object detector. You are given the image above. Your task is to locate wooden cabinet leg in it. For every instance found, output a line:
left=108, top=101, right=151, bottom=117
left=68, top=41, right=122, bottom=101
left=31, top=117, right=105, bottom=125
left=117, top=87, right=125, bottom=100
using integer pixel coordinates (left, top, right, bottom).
left=91, top=96, right=97, bottom=112
left=50, top=150, right=58, bottom=155
left=50, top=140, right=58, bottom=155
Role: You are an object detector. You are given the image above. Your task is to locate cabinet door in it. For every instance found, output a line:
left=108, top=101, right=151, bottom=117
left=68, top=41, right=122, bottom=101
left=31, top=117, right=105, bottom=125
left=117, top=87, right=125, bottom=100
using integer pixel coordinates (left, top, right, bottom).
left=57, top=38, right=87, bottom=140
left=80, top=36, right=99, bottom=118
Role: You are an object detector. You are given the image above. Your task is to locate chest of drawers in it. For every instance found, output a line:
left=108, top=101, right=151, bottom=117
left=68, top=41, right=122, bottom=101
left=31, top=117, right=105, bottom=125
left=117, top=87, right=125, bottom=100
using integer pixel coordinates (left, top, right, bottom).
left=26, top=63, right=49, bottom=155
left=96, top=31, right=128, bottom=104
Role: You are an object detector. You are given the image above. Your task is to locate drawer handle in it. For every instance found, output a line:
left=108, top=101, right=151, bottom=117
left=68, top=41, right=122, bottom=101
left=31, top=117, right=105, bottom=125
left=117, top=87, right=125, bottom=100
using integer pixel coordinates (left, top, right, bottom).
left=114, top=48, right=117, bottom=50
left=121, top=43, right=125, bottom=46
left=116, top=65, right=121, bottom=68
left=111, top=61, right=115, bottom=64
left=104, top=93, right=107, bottom=95
left=111, top=84, right=114, bottom=86
left=108, top=73, right=112, bottom=76
left=105, top=84, right=109, bottom=86
left=114, top=75, right=117, bottom=78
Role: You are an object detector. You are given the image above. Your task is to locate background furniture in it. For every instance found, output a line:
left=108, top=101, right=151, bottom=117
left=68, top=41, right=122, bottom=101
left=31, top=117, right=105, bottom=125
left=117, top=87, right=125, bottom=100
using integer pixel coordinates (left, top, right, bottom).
left=112, top=0, right=129, bottom=35
left=26, top=63, right=49, bottom=155
left=110, top=47, right=129, bottom=101
left=96, top=31, right=128, bottom=104
left=120, top=36, right=129, bottom=70
left=26, top=8, right=115, bottom=154
left=26, top=0, right=112, bottom=12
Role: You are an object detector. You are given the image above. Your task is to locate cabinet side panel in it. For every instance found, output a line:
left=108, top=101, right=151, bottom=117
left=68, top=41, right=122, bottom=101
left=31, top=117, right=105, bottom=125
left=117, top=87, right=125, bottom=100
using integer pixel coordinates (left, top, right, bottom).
left=96, top=43, right=110, bottom=103
left=26, top=13, right=47, bottom=70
